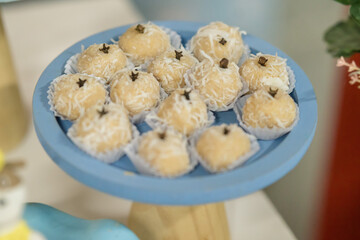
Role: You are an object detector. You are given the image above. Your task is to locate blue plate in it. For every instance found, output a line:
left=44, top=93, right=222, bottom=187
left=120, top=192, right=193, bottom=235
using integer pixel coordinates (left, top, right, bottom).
left=33, top=21, right=317, bottom=205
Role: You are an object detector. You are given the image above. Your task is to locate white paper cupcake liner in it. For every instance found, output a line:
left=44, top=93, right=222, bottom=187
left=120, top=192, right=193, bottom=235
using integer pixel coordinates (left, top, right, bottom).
left=124, top=129, right=198, bottom=178
left=188, top=124, right=260, bottom=173
left=233, top=94, right=300, bottom=140
left=64, top=53, right=80, bottom=75
left=238, top=44, right=251, bottom=67
left=183, top=69, right=250, bottom=112
left=160, top=25, right=182, bottom=49
left=67, top=124, right=140, bottom=164
left=287, top=66, right=296, bottom=94
left=145, top=110, right=215, bottom=136
left=47, top=74, right=109, bottom=121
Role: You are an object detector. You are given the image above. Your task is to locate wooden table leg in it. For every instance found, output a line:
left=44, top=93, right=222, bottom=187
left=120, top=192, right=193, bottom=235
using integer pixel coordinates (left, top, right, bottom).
left=128, top=202, right=230, bottom=240
left=0, top=8, right=28, bottom=152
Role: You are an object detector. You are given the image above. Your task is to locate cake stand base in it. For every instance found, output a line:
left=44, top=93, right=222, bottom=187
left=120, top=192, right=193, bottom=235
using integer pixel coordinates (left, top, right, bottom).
left=128, top=202, right=230, bottom=240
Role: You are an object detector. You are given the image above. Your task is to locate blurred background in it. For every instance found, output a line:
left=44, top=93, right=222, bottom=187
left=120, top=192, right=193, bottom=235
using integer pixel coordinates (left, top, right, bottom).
left=1, top=0, right=358, bottom=239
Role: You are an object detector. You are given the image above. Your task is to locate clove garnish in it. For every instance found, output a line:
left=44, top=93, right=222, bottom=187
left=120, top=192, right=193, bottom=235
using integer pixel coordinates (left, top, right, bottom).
left=219, top=58, right=229, bottom=69
left=135, top=24, right=145, bottom=33
left=175, top=50, right=183, bottom=60
left=258, top=56, right=268, bottom=66
left=223, top=126, right=230, bottom=135
left=183, top=89, right=191, bottom=101
left=158, top=131, right=166, bottom=140
left=268, top=87, right=278, bottom=98
left=130, top=71, right=139, bottom=81
left=97, top=107, right=108, bottom=118
left=219, top=37, right=227, bottom=45
left=76, top=78, right=87, bottom=88
left=99, top=43, right=110, bottom=54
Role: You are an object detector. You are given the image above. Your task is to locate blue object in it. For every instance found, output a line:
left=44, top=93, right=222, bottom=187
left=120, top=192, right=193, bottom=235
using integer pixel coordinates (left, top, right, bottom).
left=24, top=203, right=139, bottom=240
left=32, top=21, right=317, bottom=205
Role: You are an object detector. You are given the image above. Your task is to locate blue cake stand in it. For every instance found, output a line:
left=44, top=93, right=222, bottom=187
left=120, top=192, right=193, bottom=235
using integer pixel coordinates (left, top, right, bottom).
left=33, top=21, right=317, bottom=239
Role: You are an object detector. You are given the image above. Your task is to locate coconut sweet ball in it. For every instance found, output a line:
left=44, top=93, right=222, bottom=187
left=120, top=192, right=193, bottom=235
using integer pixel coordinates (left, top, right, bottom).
left=190, top=21, right=244, bottom=63
left=51, top=74, right=107, bottom=121
left=118, top=23, right=171, bottom=65
left=196, top=124, right=251, bottom=172
left=110, top=69, right=160, bottom=116
left=77, top=43, right=128, bottom=80
left=147, top=48, right=198, bottom=94
left=69, top=103, right=132, bottom=154
left=242, top=87, right=297, bottom=129
left=188, top=58, right=243, bottom=110
left=138, top=128, right=190, bottom=176
left=156, top=88, right=208, bottom=136
left=240, top=54, right=290, bottom=92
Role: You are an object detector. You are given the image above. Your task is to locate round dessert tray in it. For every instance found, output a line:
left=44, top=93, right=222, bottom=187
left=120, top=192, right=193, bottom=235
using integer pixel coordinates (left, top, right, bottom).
left=33, top=21, right=317, bottom=240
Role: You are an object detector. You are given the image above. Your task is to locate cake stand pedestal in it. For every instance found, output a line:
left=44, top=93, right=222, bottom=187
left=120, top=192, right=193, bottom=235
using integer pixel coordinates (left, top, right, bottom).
left=128, top=202, right=230, bottom=240
left=32, top=21, right=317, bottom=240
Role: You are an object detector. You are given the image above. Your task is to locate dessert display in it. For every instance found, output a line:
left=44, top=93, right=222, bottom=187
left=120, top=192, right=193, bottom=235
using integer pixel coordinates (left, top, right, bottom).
left=189, top=21, right=245, bottom=63
left=148, top=48, right=198, bottom=94
left=49, top=73, right=107, bottom=121
left=67, top=103, right=134, bottom=163
left=187, top=58, right=244, bottom=111
left=119, top=23, right=171, bottom=65
left=240, top=53, right=292, bottom=92
left=46, top=21, right=300, bottom=176
left=152, top=88, right=209, bottom=136
left=109, top=69, right=161, bottom=116
left=77, top=43, right=128, bottom=80
left=194, top=124, right=258, bottom=172
left=127, top=128, right=192, bottom=177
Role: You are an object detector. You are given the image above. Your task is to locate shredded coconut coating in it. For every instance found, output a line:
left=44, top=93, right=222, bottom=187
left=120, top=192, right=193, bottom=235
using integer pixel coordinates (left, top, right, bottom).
left=240, top=53, right=289, bottom=92
left=118, top=23, right=171, bottom=65
left=52, top=74, right=107, bottom=121
left=190, top=21, right=244, bottom=63
left=71, top=103, right=132, bottom=153
left=157, top=88, right=208, bottom=136
left=188, top=59, right=243, bottom=109
left=138, top=128, right=190, bottom=176
left=77, top=43, right=127, bottom=80
left=110, top=69, right=160, bottom=116
left=242, top=87, right=297, bottom=128
left=196, top=124, right=251, bottom=171
left=148, top=48, right=198, bottom=94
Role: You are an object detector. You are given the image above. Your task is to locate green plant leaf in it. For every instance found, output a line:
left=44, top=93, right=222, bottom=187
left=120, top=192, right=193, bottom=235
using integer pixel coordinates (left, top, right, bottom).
left=350, top=3, right=360, bottom=24
left=335, top=0, right=360, bottom=5
left=324, top=18, right=360, bottom=57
